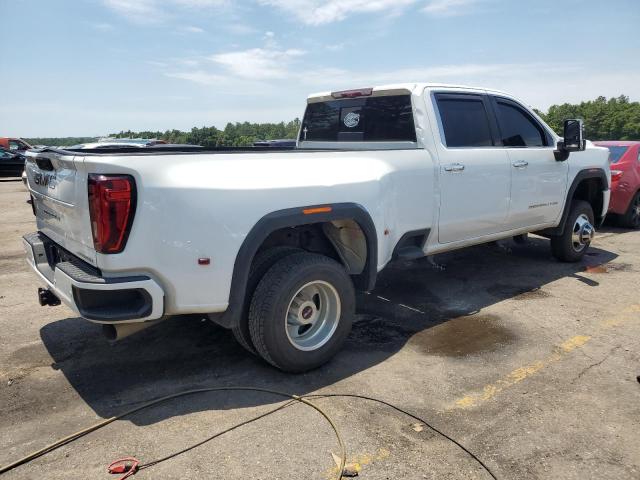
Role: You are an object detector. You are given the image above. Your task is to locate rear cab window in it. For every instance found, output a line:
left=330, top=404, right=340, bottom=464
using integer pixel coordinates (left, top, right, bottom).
left=300, top=94, right=417, bottom=144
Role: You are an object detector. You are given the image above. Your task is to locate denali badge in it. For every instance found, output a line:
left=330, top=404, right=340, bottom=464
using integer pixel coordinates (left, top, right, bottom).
left=343, top=112, right=360, bottom=128
left=34, top=172, right=55, bottom=188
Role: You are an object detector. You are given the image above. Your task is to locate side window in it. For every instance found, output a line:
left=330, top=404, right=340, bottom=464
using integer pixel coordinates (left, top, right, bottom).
left=637, top=147, right=640, bottom=163
left=8, top=140, right=20, bottom=151
left=494, top=100, right=546, bottom=147
left=435, top=96, right=494, bottom=147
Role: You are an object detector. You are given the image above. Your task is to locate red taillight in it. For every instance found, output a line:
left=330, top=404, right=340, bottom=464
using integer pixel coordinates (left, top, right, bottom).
left=88, top=174, right=136, bottom=254
left=331, top=88, right=373, bottom=99
left=610, top=169, right=624, bottom=181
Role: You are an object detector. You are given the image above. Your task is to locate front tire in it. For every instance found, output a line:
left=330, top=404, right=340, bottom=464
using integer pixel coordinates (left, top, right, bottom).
left=550, top=200, right=595, bottom=262
left=248, top=252, right=355, bottom=372
left=619, top=191, right=640, bottom=229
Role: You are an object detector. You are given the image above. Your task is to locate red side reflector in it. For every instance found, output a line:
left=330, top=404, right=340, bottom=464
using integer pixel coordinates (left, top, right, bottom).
left=88, top=174, right=136, bottom=254
left=331, top=88, right=373, bottom=99
left=303, top=206, right=332, bottom=215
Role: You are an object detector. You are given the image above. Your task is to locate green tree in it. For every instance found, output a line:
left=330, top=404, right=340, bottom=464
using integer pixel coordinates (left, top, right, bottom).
left=538, top=95, right=640, bottom=140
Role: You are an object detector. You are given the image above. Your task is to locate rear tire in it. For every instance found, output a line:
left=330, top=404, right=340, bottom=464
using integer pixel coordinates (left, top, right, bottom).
left=232, top=246, right=301, bottom=354
left=618, top=192, right=640, bottom=229
left=248, top=252, right=354, bottom=372
left=550, top=200, right=595, bottom=262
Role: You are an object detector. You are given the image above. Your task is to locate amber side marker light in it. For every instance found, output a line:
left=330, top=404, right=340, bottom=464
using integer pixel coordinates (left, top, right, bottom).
left=303, top=206, right=332, bottom=215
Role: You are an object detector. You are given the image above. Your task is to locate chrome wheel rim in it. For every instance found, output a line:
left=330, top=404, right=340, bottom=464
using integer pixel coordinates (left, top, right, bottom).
left=571, top=213, right=594, bottom=252
left=285, top=280, right=341, bottom=351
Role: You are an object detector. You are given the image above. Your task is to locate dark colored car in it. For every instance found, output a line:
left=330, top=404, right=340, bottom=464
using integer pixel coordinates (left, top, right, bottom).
left=594, top=141, right=640, bottom=228
left=0, top=147, right=26, bottom=177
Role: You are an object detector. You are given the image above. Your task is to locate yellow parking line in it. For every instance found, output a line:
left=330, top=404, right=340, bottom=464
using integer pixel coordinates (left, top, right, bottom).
left=449, top=304, right=640, bottom=410
left=450, top=335, right=590, bottom=410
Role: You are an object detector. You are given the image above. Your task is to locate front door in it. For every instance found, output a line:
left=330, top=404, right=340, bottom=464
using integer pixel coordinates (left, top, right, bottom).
left=490, top=96, right=568, bottom=228
left=433, top=93, right=511, bottom=243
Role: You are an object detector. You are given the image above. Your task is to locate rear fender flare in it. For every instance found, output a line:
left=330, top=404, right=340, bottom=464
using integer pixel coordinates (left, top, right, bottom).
left=214, top=203, right=377, bottom=328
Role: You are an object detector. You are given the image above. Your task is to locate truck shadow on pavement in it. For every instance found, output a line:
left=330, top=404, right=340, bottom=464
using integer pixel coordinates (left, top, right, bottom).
left=40, top=236, right=619, bottom=425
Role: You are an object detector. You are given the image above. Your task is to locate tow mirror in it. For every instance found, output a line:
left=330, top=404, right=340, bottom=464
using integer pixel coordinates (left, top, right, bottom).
left=554, top=118, right=586, bottom=161
left=563, top=119, right=586, bottom=152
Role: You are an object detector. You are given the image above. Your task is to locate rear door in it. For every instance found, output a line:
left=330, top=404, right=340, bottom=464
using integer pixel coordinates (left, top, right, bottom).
left=432, top=92, right=511, bottom=243
left=26, top=152, right=96, bottom=265
left=490, top=96, right=567, bottom=228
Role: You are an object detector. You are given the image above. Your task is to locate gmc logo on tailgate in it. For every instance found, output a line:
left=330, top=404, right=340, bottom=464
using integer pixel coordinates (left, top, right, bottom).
left=34, top=172, right=55, bottom=188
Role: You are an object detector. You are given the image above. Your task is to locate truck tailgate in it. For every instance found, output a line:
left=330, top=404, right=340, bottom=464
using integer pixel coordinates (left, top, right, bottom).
left=25, top=151, right=97, bottom=266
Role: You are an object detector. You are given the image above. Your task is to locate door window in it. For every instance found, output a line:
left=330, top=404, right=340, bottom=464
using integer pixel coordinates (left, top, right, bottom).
left=494, top=100, right=547, bottom=147
left=435, top=96, right=494, bottom=147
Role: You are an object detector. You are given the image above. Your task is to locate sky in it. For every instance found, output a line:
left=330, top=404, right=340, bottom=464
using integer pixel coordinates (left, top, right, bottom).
left=1, top=0, right=639, bottom=137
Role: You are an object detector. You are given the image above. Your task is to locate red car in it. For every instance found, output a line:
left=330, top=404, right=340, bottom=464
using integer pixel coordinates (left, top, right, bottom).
left=594, top=141, right=640, bottom=228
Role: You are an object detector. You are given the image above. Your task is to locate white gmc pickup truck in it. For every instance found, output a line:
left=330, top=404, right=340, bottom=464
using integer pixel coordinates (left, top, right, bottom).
left=24, top=83, right=610, bottom=372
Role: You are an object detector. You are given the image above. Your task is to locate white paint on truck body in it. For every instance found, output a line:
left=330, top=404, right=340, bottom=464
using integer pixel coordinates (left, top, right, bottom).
left=25, top=83, right=610, bottom=320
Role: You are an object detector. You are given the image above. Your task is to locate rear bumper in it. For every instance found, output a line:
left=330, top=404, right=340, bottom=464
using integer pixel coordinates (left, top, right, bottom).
left=23, top=232, right=164, bottom=323
left=608, top=181, right=634, bottom=215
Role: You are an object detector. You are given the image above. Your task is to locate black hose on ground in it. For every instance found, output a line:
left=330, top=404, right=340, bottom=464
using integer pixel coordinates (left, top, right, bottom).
left=0, top=387, right=497, bottom=480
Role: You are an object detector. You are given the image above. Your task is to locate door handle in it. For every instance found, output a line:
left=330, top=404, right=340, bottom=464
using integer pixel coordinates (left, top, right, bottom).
left=444, top=163, right=465, bottom=172
left=512, top=160, right=529, bottom=168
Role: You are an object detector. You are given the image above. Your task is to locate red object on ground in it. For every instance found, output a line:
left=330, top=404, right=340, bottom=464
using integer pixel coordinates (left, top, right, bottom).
left=107, top=457, right=140, bottom=480
left=594, top=141, right=640, bottom=225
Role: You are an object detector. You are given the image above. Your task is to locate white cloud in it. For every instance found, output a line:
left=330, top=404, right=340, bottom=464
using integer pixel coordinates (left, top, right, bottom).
left=258, top=0, right=417, bottom=25
left=182, top=25, right=205, bottom=33
left=165, top=71, right=228, bottom=85
left=103, top=0, right=227, bottom=23
left=210, top=48, right=305, bottom=79
left=146, top=60, right=169, bottom=67
left=422, top=0, right=481, bottom=17
left=164, top=58, right=640, bottom=112
left=103, top=0, right=166, bottom=23
left=226, top=23, right=258, bottom=35
left=326, top=43, right=345, bottom=51
left=172, top=0, right=227, bottom=6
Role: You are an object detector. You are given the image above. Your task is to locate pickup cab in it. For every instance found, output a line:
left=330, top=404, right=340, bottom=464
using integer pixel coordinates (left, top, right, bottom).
left=23, top=83, right=610, bottom=372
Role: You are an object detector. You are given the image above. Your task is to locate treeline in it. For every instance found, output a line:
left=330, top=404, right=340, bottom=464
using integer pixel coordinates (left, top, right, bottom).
left=24, top=136, right=98, bottom=147
left=25, top=96, right=639, bottom=147
left=25, top=120, right=301, bottom=147
left=536, top=95, right=640, bottom=140
left=110, top=119, right=302, bottom=147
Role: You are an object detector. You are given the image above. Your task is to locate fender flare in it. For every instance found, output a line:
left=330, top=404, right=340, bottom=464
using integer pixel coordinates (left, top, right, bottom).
left=213, top=203, right=378, bottom=329
left=546, top=168, right=608, bottom=236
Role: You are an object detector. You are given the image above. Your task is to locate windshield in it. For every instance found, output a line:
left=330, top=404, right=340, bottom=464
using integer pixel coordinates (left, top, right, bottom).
left=605, top=146, right=628, bottom=163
